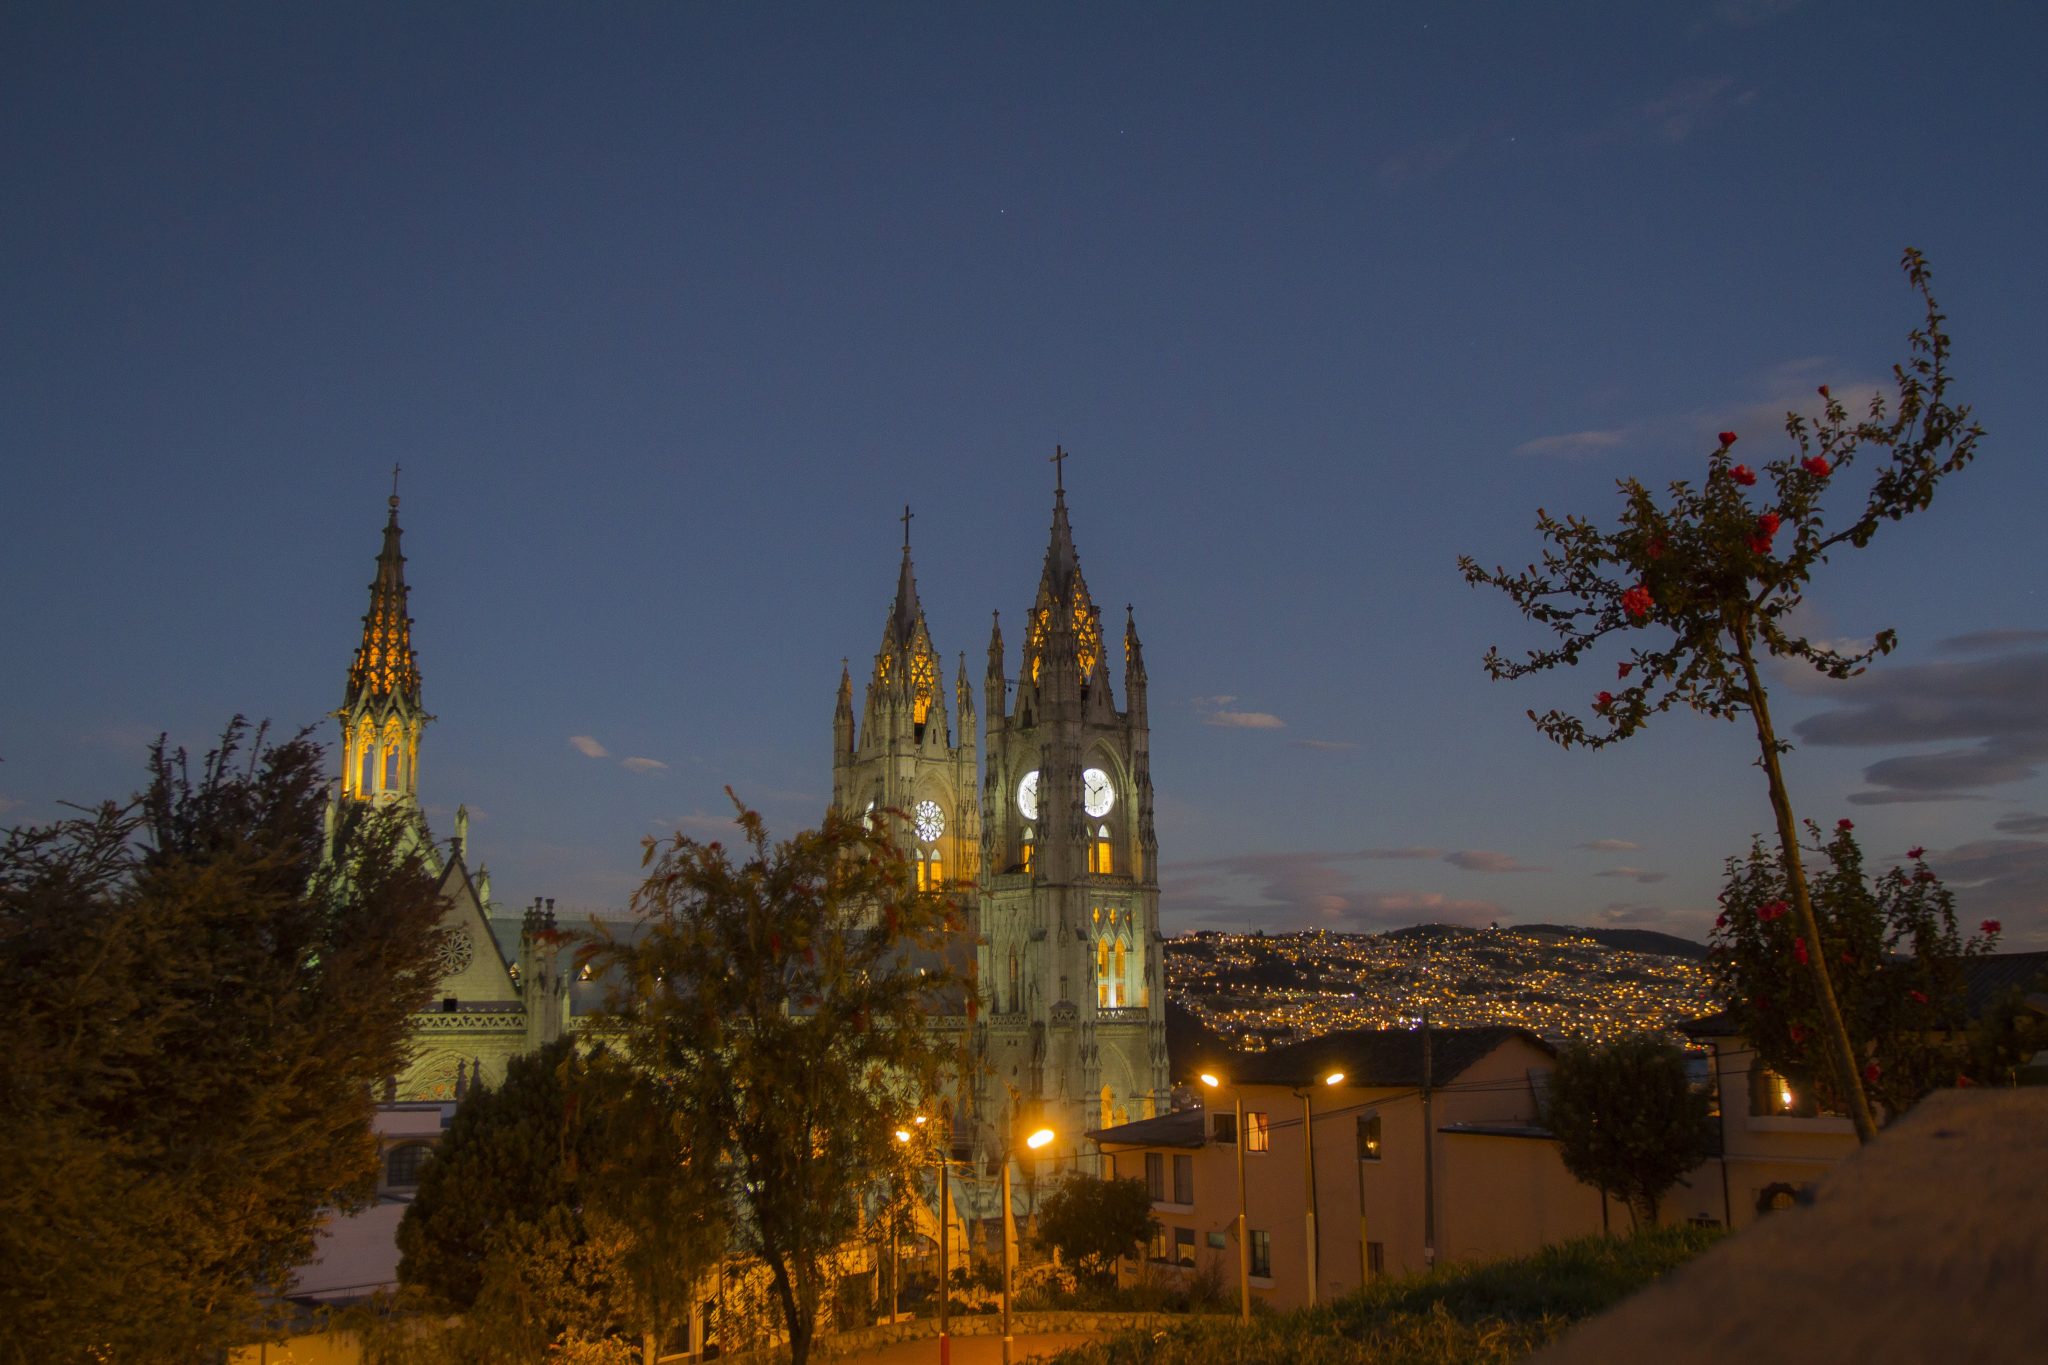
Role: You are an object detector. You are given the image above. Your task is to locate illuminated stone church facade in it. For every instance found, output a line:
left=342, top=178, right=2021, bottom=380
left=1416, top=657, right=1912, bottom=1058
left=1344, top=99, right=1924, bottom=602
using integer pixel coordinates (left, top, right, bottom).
left=331, top=469, right=1170, bottom=1137
left=830, top=472, right=1171, bottom=1153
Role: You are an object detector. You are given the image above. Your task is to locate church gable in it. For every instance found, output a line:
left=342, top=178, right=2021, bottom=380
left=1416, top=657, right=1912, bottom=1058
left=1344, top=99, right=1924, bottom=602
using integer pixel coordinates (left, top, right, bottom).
left=425, top=856, right=518, bottom=1004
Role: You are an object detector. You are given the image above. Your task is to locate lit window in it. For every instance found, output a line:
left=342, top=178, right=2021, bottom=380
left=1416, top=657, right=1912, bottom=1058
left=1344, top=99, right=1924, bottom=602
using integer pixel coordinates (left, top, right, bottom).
left=1174, top=1226, right=1196, bottom=1266
left=1357, top=1113, right=1382, bottom=1161
left=1249, top=1229, right=1272, bottom=1278
left=1246, top=1111, right=1271, bottom=1153
left=1021, top=830, right=1034, bottom=873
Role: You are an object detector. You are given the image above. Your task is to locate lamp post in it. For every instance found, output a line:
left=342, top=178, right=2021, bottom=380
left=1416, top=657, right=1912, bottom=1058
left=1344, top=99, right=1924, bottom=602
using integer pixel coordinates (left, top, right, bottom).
left=1294, top=1070, right=1344, bottom=1307
left=1198, top=1072, right=1251, bottom=1323
left=1001, top=1127, right=1056, bottom=1365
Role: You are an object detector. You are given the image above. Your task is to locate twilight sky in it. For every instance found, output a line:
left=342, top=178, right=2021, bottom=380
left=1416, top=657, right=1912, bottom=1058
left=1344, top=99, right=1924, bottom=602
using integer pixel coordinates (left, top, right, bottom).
left=6, top=2, right=2046, bottom=948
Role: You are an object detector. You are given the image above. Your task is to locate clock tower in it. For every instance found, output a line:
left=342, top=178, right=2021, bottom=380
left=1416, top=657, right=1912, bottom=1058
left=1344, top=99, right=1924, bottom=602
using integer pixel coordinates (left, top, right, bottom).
left=831, top=508, right=981, bottom=896
left=979, top=466, right=1168, bottom=1154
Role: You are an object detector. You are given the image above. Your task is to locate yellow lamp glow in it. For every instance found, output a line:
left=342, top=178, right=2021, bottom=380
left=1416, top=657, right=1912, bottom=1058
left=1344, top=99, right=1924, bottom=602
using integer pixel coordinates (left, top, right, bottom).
left=895, top=1129, right=912, bottom=1143
left=1025, top=1127, right=1055, bottom=1150
left=1323, top=1071, right=1345, bottom=1086
left=1199, top=1072, right=1223, bottom=1089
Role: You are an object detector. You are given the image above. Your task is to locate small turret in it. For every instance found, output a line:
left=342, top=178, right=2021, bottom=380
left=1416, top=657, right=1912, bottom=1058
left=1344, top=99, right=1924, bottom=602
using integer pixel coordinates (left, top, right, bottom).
left=336, top=477, right=434, bottom=805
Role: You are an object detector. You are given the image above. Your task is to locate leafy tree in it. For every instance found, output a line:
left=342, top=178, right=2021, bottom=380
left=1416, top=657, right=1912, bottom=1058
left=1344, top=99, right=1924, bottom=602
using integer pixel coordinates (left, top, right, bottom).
left=1460, top=250, right=1981, bottom=1143
left=1033, top=1174, right=1159, bottom=1287
left=1711, top=824, right=1999, bottom=1118
left=0, top=720, right=443, bottom=1364
left=581, top=796, right=967, bottom=1365
left=1543, top=1035, right=1717, bottom=1229
left=396, top=1037, right=601, bottom=1312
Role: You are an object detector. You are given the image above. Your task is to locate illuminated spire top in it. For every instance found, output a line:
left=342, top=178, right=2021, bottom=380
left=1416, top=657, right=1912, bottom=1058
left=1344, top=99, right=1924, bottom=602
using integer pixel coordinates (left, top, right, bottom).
left=346, top=483, right=421, bottom=707
left=888, top=504, right=922, bottom=648
left=1024, top=453, right=1100, bottom=686
left=872, top=507, right=941, bottom=727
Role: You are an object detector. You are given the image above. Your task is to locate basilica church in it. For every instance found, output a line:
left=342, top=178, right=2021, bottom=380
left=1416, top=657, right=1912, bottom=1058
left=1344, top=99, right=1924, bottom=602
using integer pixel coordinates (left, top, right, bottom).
left=336, top=461, right=1170, bottom=1152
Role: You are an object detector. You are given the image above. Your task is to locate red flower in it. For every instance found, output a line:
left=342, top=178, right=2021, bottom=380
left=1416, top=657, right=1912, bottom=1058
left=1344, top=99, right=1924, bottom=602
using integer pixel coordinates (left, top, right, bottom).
left=1647, top=537, right=1666, bottom=560
left=1789, top=1023, right=1809, bottom=1043
left=1907, top=846, right=1924, bottom=860
left=1759, top=900, right=1789, bottom=922
left=1837, top=818, right=1854, bottom=831
left=1720, top=431, right=1740, bottom=447
left=1755, top=994, right=1771, bottom=1011
left=1981, top=919, right=2002, bottom=936
left=1864, top=1062, right=1882, bottom=1084
left=1617, top=661, right=1633, bottom=680
left=1715, top=912, right=1728, bottom=929
left=768, top=931, right=783, bottom=956
left=1802, top=455, right=1832, bottom=477
left=1909, top=989, right=1929, bottom=1005
left=1731, top=463, right=1756, bottom=485
left=1793, top=936, right=1809, bottom=965
left=1746, top=510, right=1783, bottom=555
left=1957, top=1074, right=1975, bottom=1088
left=1817, top=384, right=1830, bottom=399
left=1621, top=584, right=1654, bottom=621
left=1595, top=691, right=1614, bottom=710
left=1841, top=951, right=1855, bottom=965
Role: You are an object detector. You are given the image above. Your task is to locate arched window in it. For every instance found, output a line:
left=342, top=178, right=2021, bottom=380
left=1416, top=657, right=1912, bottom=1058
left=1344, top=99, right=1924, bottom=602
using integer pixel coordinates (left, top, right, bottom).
left=1100, top=1085, right=1114, bottom=1131
left=927, top=848, right=942, bottom=888
left=1007, top=948, right=1019, bottom=1014
left=915, top=850, right=929, bottom=892
left=1021, top=828, right=1035, bottom=874
left=1090, top=824, right=1112, bottom=874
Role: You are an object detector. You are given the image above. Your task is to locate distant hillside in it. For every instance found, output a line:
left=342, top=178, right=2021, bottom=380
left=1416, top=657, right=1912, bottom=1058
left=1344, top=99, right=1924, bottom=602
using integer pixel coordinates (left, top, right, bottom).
left=1166, top=923, right=1718, bottom=1047
left=1513, top=923, right=1709, bottom=961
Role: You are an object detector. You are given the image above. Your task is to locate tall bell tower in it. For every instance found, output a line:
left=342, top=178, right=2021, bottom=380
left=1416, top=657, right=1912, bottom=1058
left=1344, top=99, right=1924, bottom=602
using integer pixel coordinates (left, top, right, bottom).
left=337, top=482, right=432, bottom=808
left=979, top=455, right=1167, bottom=1153
left=831, top=507, right=981, bottom=893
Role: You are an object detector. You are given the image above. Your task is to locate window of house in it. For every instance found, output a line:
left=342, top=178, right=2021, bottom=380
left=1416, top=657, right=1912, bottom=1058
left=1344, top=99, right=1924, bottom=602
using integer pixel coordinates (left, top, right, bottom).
left=1148, top=1225, right=1170, bottom=1262
left=1249, top=1229, right=1272, bottom=1279
left=1174, top=1227, right=1196, bottom=1266
left=1206, top=1230, right=1227, bottom=1250
left=387, top=1143, right=431, bottom=1188
left=1145, top=1152, right=1165, bottom=1202
left=1751, top=1066, right=1822, bottom=1118
left=1173, top=1153, right=1194, bottom=1204
left=1213, top=1112, right=1237, bottom=1145
left=1245, top=1111, right=1271, bottom=1153
left=1357, top=1113, right=1382, bottom=1161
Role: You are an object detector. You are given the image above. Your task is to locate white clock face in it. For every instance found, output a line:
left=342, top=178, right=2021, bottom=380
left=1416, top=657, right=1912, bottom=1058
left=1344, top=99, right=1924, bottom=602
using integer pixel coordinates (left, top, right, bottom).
left=1083, top=768, right=1115, bottom=818
left=914, top=799, right=945, bottom=844
left=1016, top=770, right=1040, bottom=822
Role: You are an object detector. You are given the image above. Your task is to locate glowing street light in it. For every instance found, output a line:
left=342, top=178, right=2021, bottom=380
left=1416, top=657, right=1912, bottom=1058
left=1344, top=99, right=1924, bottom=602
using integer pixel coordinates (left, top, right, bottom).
left=1000, top=1126, right=1057, bottom=1365
left=1199, top=1073, right=1251, bottom=1322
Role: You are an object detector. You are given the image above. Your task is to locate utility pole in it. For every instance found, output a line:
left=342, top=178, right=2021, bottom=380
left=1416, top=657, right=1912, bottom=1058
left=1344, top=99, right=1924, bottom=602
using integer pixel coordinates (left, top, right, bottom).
left=937, top=1153, right=950, bottom=1365
left=1421, top=1006, right=1436, bottom=1269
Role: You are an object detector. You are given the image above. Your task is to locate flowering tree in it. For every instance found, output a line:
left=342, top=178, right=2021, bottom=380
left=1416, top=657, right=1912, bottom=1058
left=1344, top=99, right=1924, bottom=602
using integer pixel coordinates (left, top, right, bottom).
left=1459, top=250, right=1981, bottom=1143
left=1712, top=824, right=1998, bottom=1118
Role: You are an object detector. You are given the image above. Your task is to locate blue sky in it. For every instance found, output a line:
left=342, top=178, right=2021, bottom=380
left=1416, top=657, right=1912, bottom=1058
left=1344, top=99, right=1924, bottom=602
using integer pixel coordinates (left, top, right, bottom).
left=6, top=2, right=2045, bottom=947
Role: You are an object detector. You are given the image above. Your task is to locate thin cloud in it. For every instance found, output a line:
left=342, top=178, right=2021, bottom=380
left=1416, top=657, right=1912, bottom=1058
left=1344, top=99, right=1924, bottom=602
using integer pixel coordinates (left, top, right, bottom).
left=0, top=794, right=24, bottom=816
left=1292, top=738, right=1357, bottom=752
left=1164, top=849, right=1500, bottom=931
left=1597, top=866, right=1670, bottom=885
left=1194, top=696, right=1284, bottom=729
left=1595, top=902, right=1666, bottom=926
left=1796, top=637, right=2048, bottom=804
left=1513, top=428, right=1631, bottom=459
left=1578, top=838, right=1642, bottom=852
left=569, top=735, right=610, bottom=759
left=1363, top=847, right=1444, bottom=861
left=620, top=757, right=668, bottom=774
left=1921, top=839, right=2048, bottom=944
left=1444, top=849, right=1546, bottom=874
left=1589, top=76, right=1758, bottom=148
left=1994, top=813, right=2048, bottom=836
left=1207, top=710, right=1285, bottom=730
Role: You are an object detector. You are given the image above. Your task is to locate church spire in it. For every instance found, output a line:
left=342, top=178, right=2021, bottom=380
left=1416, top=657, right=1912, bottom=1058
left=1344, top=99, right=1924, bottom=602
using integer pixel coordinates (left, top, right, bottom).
left=337, top=478, right=431, bottom=804
left=888, top=504, right=922, bottom=649
left=1023, top=455, right=1101, bottom=690
left=346, top=489, right=421, bottom=708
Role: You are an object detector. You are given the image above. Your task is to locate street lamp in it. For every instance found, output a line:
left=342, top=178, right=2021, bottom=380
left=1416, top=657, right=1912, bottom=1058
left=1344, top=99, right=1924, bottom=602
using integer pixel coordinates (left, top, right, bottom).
left=1198, top=1072, right=1251, bottom=1323
left=1001, top=1126, right=1055, bottom=1365
left=1294, top=1070, right=1344, bottom=1307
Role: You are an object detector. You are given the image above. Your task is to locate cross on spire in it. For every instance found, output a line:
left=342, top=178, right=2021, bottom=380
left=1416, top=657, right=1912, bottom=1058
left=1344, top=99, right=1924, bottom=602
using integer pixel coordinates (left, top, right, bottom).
left=1050, top=445, right=1068, bottom=490
left=901, top=503, right=914, bottom=549
left=390, top=462, right=402, bottom=507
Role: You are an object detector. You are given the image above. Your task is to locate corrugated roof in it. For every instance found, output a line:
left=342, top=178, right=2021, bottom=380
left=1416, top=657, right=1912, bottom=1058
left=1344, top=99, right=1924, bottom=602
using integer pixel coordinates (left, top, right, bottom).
left=1088, top=1107, right=1207, bottom=1148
